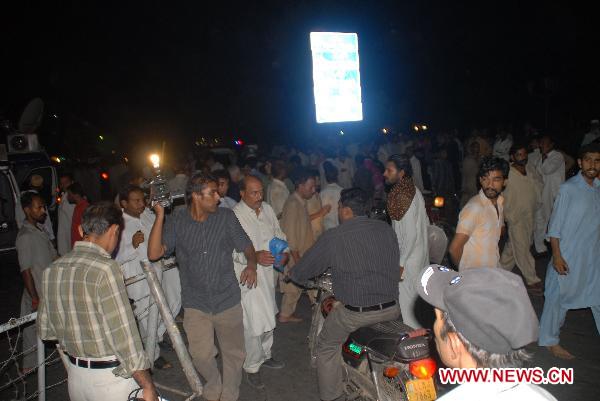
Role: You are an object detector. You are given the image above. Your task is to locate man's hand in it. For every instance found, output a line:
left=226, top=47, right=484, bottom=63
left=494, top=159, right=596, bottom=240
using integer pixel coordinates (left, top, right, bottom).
left=240, top=265, right=258, bottom=288
left=256, top=251, right=275, bottom=266
left=140, top=388, right=159, bottom=401
left=399, top=266, right=405, bottom=281
left=279, top=252, right=289, bottom=266
left=31, top=297, right=39, bottom=312
left=553, top=254, right=569, bottom=275
left=132, top=370, right=159, bottom=401
left=320, top=204, right=332, bottom=216
left=132, top=231, right=145, bottom=249
left=152, top=202, right=165, bottom=217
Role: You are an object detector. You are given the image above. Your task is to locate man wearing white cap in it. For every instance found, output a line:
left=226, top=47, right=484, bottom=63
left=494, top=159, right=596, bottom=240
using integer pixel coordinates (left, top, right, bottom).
left=417, top=265, right=556, bottom=400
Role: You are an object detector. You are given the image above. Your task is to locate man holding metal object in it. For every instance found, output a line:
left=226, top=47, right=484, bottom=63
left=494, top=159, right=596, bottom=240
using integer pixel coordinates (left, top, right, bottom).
left=148, top=172, right=258, bottom=401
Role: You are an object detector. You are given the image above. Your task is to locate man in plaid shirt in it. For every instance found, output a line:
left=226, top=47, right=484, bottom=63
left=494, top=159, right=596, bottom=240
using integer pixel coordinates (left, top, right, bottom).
left=38, top=202, right=158, bottom=401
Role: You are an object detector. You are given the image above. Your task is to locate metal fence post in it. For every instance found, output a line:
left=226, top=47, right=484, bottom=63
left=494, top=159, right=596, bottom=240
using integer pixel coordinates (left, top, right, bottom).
left=37, top=335, right=45, bottom=401
left=141, top=260, right=203, bottom=398
left=144, top=262, right=162, bottom=366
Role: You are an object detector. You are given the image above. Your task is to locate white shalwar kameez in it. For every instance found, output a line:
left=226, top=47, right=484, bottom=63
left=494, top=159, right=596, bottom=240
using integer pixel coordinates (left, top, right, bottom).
left=392, top=189, right=429, bottom=328
left=57, top=193, right=75, bottom=255
left=533, top=150, right=565, bottom=253
left=233, top=201, right=286, bottom=373
left=116, top=209, right=181, bottom=360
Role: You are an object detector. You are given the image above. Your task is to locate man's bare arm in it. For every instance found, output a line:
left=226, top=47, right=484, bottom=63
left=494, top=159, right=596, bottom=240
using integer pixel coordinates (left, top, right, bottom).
left=147, top=204, right=166, bottom=261
left=21, top=269, right=39, bottom=310
left=132, top=369, right=158, bottom=401
left=449, top=233, right=469, bottom=267
left=240, top=244, right=258, bottom=288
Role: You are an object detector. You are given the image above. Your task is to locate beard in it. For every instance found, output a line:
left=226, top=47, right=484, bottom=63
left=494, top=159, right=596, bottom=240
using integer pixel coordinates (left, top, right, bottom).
left=513, top=159, right=528, bottom=166
left=583, top=169, right=598, bottom=180
left=483, top=188, right=500, bottom=199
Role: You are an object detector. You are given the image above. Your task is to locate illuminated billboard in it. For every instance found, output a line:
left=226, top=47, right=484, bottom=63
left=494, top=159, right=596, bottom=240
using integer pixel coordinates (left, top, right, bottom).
left=310, top=32, right=363, bottom=123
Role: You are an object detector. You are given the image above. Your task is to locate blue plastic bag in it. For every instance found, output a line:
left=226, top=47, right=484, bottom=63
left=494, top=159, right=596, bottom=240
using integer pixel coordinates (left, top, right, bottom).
left=269, top=237, right=288, bottom=273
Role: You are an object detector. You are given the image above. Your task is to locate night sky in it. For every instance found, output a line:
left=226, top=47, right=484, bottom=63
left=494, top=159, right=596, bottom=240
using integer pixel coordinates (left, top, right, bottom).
left=3, top=2, right=599, bottom=155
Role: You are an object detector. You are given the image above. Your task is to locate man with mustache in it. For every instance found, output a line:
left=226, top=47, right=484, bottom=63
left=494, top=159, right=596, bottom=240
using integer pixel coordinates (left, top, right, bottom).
left=499, top=144, right=543, bottom=295
left=16, top=192, right=57, bottom=373
left=449, top=157, right=509, bottom=270
left=539, top=143, right=600, bottom=360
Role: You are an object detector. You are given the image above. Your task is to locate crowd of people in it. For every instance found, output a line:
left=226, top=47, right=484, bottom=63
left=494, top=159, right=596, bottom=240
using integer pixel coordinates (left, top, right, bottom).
left=13, top=119, right=600, bottom=401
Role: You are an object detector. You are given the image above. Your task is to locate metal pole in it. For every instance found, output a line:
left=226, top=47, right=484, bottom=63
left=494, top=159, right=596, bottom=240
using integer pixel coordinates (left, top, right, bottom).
left=0, top=312, right=37, bottom=334
left=141, top=260, right=203, bottom=398
left=144, top=262, right=161, bottom=366
left=37, top=335, right=45, bottom=401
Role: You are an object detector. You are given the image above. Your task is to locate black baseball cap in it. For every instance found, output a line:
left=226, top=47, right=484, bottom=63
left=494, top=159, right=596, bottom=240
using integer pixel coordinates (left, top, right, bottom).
left=417, top=265, right=539, bottom=354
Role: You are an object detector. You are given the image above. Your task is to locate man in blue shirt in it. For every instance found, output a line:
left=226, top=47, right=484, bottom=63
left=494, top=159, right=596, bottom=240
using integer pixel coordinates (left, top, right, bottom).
left=538, top=143, right=600, bottom=360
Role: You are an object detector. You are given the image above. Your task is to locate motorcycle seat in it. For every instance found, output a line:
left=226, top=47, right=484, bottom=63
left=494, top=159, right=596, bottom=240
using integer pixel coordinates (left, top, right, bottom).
left=349, top=320, right=430, bottom=362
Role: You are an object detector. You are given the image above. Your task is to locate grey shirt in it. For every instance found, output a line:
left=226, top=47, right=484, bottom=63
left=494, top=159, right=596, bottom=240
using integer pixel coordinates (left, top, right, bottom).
left=163, top=207, right=252, bottom=314
left=291, top=216, right=400, bottom=307
left=16, top=220, right=57, bottom=300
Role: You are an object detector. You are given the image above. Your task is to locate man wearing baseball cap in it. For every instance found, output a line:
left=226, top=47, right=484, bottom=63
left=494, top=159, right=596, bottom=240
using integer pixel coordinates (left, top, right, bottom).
left=417, top=265, right=557, bottom=400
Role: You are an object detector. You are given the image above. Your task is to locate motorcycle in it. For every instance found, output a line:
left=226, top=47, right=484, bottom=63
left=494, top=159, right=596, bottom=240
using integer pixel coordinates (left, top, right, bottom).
left=307, top=273, right=438, bottom=401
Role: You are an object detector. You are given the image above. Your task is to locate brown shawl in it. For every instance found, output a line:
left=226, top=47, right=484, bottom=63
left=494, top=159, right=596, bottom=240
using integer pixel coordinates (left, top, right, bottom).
left=387, top=177, right=416, bottom=221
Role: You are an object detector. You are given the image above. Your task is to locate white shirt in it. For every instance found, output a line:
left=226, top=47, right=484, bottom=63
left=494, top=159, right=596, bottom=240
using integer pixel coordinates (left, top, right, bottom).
left=581, top=130, right=600, bottom=146
left=438, top=382, right=557, bottom=401
left=266, top=178, right=290, bottom=218
left=536, top=150, right=565, bottom=220
left=168, top=173, right=188, bottom=195
left=318, top=158, right=337, bottom=190
left=210, top=162, right=224, bottom=172
left=493, top=135, right=513, bottom=161
left=410, top=156, right=425, bottom=193
left=219, top=196, right=237, bottom=209
left=115, top=209, right=158, bottom=310
left=57, top=193, right=75, bottom=256
left=391, top=189, right=429, bottom=278
left=115, top=208, right=181, bottom=350
left=320, top=183, right=343, bottom=230
left=335, top=158, right=355, bottom=189
left=233, top=201, right=286, bottom=336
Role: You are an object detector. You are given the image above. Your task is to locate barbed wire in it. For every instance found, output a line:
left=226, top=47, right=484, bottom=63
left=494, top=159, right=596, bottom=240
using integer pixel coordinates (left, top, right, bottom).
left=1, top=260, right=180, bottom=400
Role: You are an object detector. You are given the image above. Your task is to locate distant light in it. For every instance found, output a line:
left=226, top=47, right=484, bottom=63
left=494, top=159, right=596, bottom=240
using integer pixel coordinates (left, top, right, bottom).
left=52, top=114, right=58, bottom=119
left=124, top=157, right=129, bottom=163
left=421, top=125, right=428, bottom=130
left=382, top=128, right=388, bottom=134
left=434, top=196, right=445, bottom=208
left=414, top=125, right=420, bottom=132
left=149, top=154, right=160, bottom=168
left=50, top=156, right=61, bottom=164
left=195, top=141, right=200, bottom=146
left=111, top=150, right=116, bottom=154
left=98, top=135, right=104, bottom=141
left=339, top=130, right=345, bottom=136
left=100, top=172, right=109, bottom=180
left=234, top=139, right=244, bottom=146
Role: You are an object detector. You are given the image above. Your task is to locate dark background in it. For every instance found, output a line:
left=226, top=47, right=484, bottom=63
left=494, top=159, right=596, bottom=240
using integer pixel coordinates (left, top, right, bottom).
left=2, top=1, right=599, bottom=156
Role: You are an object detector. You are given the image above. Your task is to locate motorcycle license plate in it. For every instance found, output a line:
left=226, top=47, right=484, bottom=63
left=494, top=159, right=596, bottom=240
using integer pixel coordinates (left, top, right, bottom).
left=405, top=378, right=436, bottom=401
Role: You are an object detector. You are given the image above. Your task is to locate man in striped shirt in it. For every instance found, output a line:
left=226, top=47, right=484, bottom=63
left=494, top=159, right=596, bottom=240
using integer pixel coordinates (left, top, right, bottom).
left=148, top=172, right=258, bottom=401
left=291, top=188, right=400, bottom=401
left=38, top=202, right=157, bottom=401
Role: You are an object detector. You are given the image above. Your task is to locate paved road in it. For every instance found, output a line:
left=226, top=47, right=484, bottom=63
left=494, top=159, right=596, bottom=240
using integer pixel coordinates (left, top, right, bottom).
left=1, top=250, right=598, bottom=401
